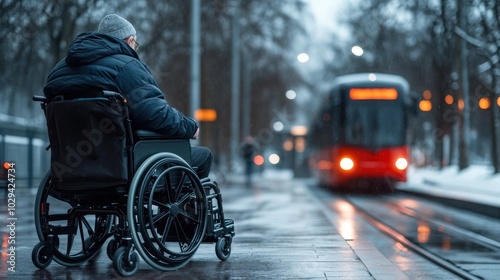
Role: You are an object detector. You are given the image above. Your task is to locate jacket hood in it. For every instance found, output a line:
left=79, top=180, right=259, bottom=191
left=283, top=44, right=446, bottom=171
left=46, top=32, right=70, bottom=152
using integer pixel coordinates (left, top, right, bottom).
left=65, top=32, right=138, bottom=66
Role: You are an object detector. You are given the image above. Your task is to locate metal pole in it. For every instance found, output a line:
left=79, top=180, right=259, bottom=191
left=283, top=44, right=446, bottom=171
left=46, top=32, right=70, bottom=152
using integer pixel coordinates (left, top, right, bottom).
left=242, top=52, right=251, bottom=138
left=230, top=1, right=241, bottom=166
left=28, top=130, right=34, bottom=188
left=457, top=0, right=470, bottom=169
left=190, top=0, right=201, bottom=144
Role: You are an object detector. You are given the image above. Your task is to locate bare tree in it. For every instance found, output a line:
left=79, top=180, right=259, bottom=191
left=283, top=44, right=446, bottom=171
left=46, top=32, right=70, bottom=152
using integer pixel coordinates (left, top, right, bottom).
left=467, top=0, right=500, bottom=172
left=0, top=0, right=310, bottom=165
left=0, top=0, right=108, bottom=118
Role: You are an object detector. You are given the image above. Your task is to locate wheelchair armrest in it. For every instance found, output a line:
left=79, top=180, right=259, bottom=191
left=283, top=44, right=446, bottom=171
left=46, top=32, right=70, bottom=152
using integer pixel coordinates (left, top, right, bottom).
left=134, top=130, right=172, bottom=140
left=33, top=95, right=47, bottom=102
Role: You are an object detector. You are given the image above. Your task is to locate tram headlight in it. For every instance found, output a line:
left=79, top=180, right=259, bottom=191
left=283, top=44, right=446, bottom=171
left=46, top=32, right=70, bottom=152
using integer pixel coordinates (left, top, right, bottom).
left=395, top=158, right=408, bottom=170
left=340, top=157, right=354, bottom=171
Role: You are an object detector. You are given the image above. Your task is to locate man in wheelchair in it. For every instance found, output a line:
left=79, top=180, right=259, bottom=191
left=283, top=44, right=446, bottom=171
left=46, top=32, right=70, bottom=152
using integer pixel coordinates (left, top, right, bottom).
left=43, top=13, right=212, bottom=179
left=32, top=14, right=234, bottom=277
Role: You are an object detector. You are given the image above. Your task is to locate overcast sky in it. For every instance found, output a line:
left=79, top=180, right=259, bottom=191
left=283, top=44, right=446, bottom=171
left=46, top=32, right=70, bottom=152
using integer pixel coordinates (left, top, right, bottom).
left=306, top=0, right=343, bottom=32
left=305, top=0, right=360, bottom=41
left=297, top=0, right=354, bottom=68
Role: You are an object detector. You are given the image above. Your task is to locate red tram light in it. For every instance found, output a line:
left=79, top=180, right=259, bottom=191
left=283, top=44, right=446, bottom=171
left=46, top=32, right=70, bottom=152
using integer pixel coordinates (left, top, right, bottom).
left=349, top=88, right=398, bottom=100
left=395, top=157, right=408, bottom=170
left=339, top=157, right=354, bottom=171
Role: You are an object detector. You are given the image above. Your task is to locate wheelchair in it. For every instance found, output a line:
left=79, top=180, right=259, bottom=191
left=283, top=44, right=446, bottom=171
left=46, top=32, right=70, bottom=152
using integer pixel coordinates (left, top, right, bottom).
left=31, top=91, right=235, bottom=277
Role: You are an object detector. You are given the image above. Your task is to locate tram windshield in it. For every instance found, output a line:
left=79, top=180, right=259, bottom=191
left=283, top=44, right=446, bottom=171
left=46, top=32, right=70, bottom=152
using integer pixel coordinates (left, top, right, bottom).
left=344, top=100, right=405, bottom=149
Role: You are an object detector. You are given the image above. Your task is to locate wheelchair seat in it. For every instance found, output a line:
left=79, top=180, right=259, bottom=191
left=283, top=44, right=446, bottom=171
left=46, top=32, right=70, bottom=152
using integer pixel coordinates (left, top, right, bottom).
left=133, top=130, right=191, bottom=171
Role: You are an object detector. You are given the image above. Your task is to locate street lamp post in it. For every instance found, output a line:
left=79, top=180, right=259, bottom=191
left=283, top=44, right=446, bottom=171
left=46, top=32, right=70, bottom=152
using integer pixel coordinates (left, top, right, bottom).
left=230, top=1, right=240, bottom=167
left=190, top=0, right=201, bottom=144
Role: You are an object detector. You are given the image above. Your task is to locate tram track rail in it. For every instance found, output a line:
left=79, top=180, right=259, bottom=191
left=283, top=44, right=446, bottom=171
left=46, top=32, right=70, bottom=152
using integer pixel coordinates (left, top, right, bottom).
left=344, top=196, right=483, bottom=280
left=381, top=197, right=500, bottom=252
left=307, top=180, right=500, bottom=280
left=346, top=191, right=500, bottom=280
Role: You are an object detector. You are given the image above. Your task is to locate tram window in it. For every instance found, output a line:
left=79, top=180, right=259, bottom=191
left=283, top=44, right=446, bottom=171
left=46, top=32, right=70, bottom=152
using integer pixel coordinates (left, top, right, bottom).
left=345, top=101, right=405, bottom=148
left=331, top=105, right=340, bottom=144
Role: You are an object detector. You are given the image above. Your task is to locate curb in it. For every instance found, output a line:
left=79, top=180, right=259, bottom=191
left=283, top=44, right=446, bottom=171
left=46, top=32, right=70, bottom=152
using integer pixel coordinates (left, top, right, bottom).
left=398, top=188, right=500, bottom=219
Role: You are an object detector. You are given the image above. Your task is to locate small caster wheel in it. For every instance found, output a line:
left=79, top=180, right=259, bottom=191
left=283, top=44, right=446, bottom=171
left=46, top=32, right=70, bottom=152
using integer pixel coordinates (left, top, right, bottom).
left=215, top=237, right=231, bottom=261
left=106, top=239, right=118, bottom=260
left=32, top=242, right=53, bottom=269
left=113, top=247, right=140, bottom=277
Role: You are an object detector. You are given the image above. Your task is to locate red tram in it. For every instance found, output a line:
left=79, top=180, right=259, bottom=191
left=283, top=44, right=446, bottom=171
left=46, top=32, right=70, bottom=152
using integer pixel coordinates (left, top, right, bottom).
left=309, top=73, right=414, bottom=189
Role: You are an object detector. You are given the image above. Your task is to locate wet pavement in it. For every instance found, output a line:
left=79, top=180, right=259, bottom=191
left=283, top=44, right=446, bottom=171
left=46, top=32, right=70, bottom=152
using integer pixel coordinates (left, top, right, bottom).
left=0, top=171, right=415, bottom=279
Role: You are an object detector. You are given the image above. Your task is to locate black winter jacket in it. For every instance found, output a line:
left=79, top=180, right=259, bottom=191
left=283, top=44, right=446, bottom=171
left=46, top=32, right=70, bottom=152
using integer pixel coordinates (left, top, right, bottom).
left=44, top=32, right=198, bottom=139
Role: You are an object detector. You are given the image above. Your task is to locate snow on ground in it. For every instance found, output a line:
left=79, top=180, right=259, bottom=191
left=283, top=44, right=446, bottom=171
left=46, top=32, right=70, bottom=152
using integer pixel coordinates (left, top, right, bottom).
left=402, top=164, right=500, bottom=207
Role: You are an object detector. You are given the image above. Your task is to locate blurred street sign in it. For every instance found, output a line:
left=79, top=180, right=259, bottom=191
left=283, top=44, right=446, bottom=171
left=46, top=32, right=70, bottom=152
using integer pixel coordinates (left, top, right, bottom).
left=195, top=109, right=217, bottom=122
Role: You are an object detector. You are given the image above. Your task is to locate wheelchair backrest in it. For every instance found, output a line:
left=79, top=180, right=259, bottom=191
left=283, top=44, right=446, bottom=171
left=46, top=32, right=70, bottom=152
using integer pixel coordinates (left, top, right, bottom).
left=46, top=97, right=128, bottom=190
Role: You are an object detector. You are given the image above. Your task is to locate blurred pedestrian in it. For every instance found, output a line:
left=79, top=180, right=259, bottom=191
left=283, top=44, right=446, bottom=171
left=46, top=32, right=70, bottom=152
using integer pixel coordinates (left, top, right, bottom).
left=239, top=136, right=259, bottom=185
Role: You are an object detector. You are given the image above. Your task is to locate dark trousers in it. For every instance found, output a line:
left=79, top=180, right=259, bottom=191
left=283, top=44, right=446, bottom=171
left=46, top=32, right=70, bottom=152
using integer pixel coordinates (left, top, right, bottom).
left=191, top=146, right=213, bottom=179
left=245, top=160, right=253, bottom=182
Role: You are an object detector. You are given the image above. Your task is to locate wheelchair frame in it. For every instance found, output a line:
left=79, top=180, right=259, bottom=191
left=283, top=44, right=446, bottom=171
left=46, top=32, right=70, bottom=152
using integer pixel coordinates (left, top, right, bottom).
left=31, top=92, right=234, bottom=277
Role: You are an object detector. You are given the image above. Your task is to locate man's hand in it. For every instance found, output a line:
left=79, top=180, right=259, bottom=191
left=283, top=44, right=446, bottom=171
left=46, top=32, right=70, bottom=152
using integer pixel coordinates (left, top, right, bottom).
left=192, top=128, right=200, bottom=140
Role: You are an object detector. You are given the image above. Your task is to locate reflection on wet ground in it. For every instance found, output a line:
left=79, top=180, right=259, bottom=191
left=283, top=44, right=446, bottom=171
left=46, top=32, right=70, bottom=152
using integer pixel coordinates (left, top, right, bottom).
left=409, top=222, right=494, bottom=254
left=344, top=192, right=500, bottom=279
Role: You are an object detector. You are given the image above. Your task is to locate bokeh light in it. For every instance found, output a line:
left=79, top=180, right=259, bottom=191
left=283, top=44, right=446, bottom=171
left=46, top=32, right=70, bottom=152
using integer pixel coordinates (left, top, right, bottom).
left=286, top=90, right=296, bottom=100
left=351, top=45, right=364, bottom=56
left=269, top=154, right=280, bottom=165
left=297, top=52, right=309, bottom=63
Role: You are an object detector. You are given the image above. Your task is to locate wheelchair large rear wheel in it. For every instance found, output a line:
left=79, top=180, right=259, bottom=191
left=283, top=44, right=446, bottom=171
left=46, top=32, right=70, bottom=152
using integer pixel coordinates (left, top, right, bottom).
left=128, top=153, right=207, bottom=271
left=33, top=172, right=112, bottom=267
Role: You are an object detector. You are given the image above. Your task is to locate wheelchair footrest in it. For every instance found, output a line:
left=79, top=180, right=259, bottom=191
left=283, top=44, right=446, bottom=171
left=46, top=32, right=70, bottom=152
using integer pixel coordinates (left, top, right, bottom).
left=224, top=219, right=235, bottom=232
left=204, top=218, right=235, bottom=243
left=214, top=219, right=234, bottom=233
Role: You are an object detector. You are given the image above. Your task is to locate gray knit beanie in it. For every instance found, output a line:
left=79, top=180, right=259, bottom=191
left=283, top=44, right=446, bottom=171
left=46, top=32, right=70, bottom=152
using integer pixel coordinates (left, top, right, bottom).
left=97, top=14, right=136, bottom=39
